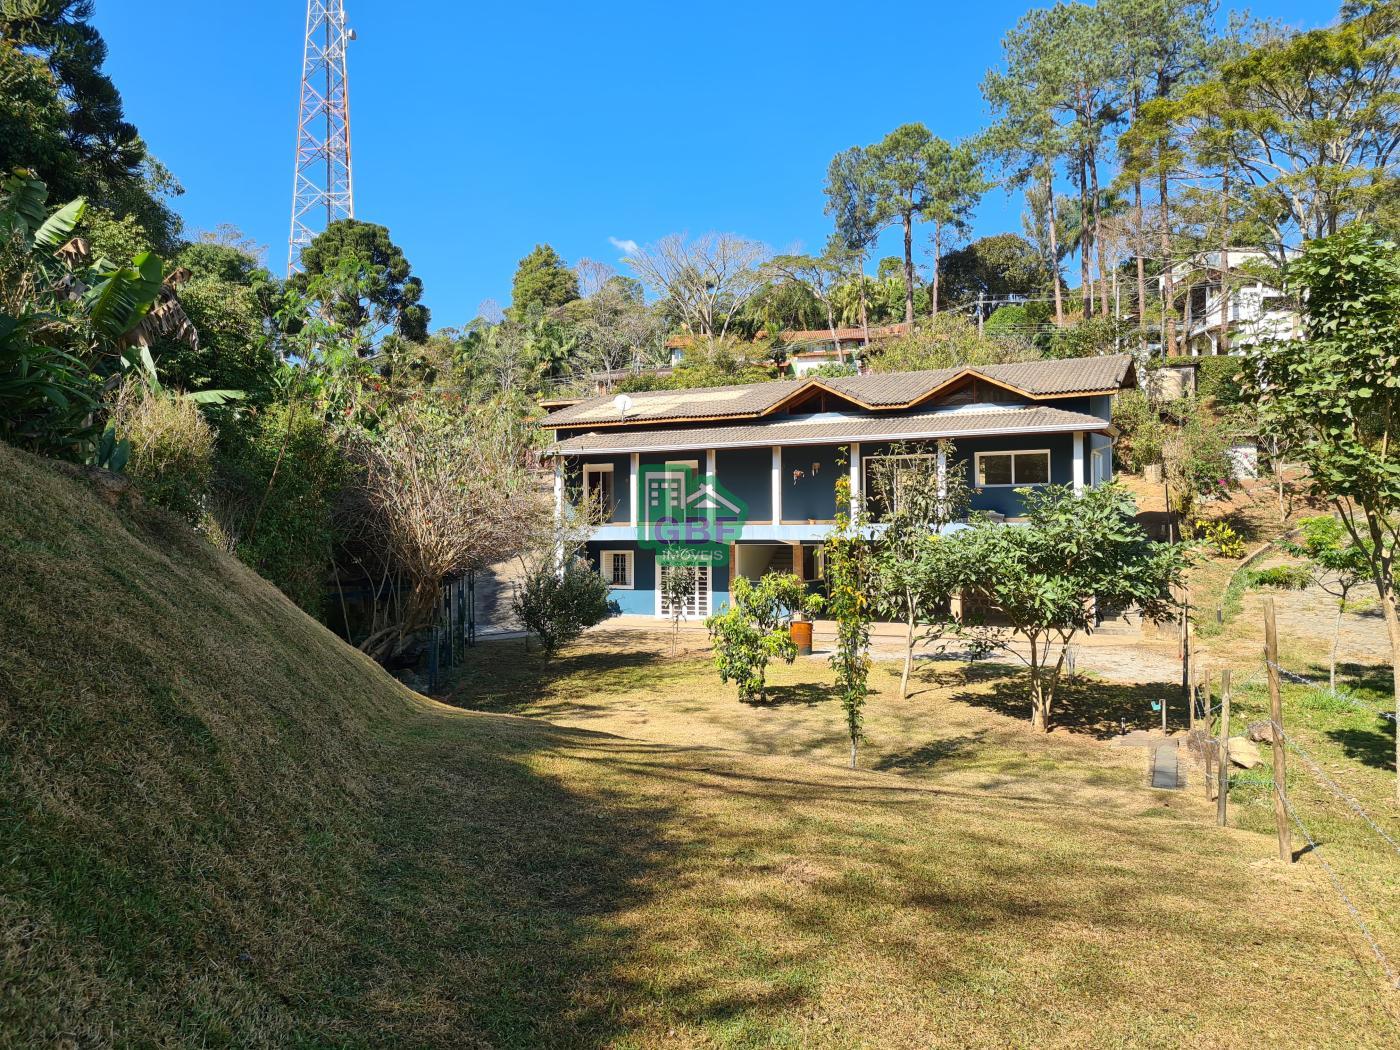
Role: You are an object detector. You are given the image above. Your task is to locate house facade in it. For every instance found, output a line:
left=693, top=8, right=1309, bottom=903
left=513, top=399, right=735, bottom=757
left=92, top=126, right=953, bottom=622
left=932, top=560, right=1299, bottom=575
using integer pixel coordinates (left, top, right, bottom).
left=1160, top=249, right=1301, bottom=356
left=541, top=355, right=1134, bottom=618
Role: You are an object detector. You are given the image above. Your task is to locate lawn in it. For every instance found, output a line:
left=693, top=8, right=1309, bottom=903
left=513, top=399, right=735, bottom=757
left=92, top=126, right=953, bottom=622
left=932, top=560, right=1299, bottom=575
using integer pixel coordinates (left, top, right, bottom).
left=5, top=438, right=1398, bottom=1048
left=446, top=628, right=1188, bottom=813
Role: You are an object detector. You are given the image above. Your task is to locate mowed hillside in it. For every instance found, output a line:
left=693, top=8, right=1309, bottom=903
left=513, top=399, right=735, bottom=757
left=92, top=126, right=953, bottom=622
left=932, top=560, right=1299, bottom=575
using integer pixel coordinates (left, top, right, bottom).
left=1, top=442, right=1396, bottom=1048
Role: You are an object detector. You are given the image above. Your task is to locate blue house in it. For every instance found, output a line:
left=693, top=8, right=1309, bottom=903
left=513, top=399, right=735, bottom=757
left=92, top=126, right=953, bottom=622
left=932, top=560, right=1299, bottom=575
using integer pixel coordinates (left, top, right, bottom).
left=541, top=355, right=1134, bottom=618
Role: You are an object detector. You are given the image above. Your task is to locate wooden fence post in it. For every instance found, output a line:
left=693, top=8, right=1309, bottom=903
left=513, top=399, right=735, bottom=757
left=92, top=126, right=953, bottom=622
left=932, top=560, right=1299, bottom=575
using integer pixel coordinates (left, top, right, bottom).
left=1264, top=599, right=1292, bottom=862
left=1217, top=668, right=1231, bottom=826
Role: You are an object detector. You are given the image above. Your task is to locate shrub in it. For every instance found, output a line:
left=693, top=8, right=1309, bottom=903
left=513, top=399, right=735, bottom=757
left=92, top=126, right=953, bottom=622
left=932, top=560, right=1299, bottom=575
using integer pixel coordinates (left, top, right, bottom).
left=215, top=401, right=348, bottom=616
left=1164, top=409, right=1234, bottom=521
left=1111, top=390, right=1168, bottom=473
left=1045, top=315, right=1132, bottom=359
left=1195, top=356, right=1245, bottom=403
left=515, top=556, right=615, bottom=655
left=706, top=573, right=813, bottom=703
left=1194, top=518, right=1247, bottom=559
left=1247, top=565, right=1312, bottom=590
left=107, top=383, right=216, bottom=524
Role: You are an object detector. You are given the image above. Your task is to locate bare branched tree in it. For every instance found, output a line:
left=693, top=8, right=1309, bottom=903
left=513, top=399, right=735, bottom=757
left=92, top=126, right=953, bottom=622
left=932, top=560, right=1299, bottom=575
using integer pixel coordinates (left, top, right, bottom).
left=573, top=257, right=617, bottom=298
left=354, top=397, right=550, bottom=662
left=624, top=232, right=771, bottom=339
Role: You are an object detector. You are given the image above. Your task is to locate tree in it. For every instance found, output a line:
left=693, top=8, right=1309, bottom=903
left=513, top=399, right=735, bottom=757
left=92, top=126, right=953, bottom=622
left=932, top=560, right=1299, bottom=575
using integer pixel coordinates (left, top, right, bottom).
left=869, top=123, right=941, bottom=325
left=955, top=483, right=1183, bottom=732
left=706, top=572, right=814, bottom=703
left=824, top=146, right=885, bottom=343
left=624, top=232, right=769, bottom=339
left=510, top=244, right=580, bottom=315
left=924, top=139, right=988, bottom=316
left=866, top=443, right=975, bottom=698
left=868, top=315, right=1037, bottom=373
left=1283, top=516, right=1373, bottom=693
left=1144, top=6, right=1400, bottom=266
left=290, top=219, right=429, bottom=354
left=352, top=396, right=548, bottom=663
left=1248, top=224, right=1400, bottom=795
left=1105, top=0, right=1224, bottom=346
left=938, top=233, right=1054, bottom=309
left=661, top=564, right=699, bottom=656
left=824, top=473, right=874, bottom=766
left=765, top=244, right=848, bottom=361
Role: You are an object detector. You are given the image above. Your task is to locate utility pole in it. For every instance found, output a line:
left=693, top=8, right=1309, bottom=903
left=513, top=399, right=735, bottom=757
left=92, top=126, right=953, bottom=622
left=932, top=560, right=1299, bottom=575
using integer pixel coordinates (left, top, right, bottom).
left=288, top=0, right=355, bottom=275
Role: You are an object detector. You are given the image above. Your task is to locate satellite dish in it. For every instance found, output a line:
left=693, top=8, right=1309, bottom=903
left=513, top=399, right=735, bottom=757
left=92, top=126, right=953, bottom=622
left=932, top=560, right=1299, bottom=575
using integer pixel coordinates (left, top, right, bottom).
left=612, top=393, right=634, bottom=419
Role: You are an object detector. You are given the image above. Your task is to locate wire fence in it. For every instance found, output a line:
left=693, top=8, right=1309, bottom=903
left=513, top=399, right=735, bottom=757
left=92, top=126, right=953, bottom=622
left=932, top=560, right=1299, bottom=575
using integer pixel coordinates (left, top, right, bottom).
left=1198, top=646, right=1400, bottom=992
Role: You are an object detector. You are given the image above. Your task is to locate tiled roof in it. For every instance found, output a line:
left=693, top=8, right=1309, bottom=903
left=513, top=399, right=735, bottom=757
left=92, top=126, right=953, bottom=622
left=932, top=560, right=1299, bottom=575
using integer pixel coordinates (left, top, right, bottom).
left=541, top=355, right=1134, bottom=429
left=548, top=406, right=1112, bottom=455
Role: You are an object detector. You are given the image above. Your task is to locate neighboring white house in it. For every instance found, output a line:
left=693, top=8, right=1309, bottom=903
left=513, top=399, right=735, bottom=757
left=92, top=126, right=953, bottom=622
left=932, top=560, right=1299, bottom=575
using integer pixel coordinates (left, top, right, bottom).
left=1160, top=249, right=1301, bottom=356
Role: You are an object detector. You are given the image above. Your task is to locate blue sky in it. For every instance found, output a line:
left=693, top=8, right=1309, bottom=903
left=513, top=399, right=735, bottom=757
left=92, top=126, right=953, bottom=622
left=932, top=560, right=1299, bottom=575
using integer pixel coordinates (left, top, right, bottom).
left=95, top=0, right=1339, bottom=331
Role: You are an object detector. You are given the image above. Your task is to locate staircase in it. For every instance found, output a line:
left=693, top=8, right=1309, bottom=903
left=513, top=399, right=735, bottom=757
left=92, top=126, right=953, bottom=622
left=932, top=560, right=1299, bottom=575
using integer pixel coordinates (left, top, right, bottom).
left=764, top=545, right=795, bottom=576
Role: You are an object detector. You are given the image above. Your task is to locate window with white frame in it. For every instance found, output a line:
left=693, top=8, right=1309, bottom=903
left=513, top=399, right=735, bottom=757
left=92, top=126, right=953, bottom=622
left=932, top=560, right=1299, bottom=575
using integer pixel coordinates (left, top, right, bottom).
left=862, top=452, right=939, bottom=520
left=582, top=463, right=615, bottom=516
left=600, top=549, right=634, bottom=589
left=974, top=449, right=1051, bottom=487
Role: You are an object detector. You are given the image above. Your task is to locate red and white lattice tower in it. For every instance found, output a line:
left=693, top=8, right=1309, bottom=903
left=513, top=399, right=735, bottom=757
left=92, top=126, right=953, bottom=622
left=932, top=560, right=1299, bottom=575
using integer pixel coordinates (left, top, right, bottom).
left=287, top=0, right=355, bottom=275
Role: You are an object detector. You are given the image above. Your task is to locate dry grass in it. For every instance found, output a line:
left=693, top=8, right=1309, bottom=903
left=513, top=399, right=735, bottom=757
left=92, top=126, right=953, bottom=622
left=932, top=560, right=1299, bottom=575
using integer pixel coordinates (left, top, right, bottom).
left=2, top=442, right=1397, bottom=1047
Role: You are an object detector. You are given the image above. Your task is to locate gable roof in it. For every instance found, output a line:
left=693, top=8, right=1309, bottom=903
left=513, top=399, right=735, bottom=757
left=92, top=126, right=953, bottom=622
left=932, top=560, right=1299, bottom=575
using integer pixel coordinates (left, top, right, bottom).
left=540, top=355, right=1134, bottom=430
left=548, top=405, right=1114, bottom=455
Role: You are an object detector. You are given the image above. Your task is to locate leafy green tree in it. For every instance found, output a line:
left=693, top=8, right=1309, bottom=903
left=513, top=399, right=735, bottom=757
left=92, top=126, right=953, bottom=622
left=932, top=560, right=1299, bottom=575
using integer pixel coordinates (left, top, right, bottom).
left=938, top=234, right=1054, bottom=309
left=509, top=243, right=580, bottom=316
left=1135, top=4, right=1400, bottom=266
left=1103, top=0, right=1224, bottom=345
left=866, top=443, right=975, bottom=698
left=765, top=244, right=849, bottom=356
left=954, top=483, right=1184, bottom=732
left=290, top=219, right=429, bottom=352
left=155, top=240, right=280, bottom=401
left=706, top=572, right=814, bottom=703
left=824, top=473, right=874, bottom=766
left=0, top=1, right=181, bottom=250
left=869, top=315, right=1037, bottom=373
left=1282, top=516, right=1373, bottom=693
left=924, top=139, right=988, bottom=315
left=1248, top=225, right=1400, bottom=792
left=825, top=145, right=885, bottom=341
left=869, top=123, right=942, bottom=325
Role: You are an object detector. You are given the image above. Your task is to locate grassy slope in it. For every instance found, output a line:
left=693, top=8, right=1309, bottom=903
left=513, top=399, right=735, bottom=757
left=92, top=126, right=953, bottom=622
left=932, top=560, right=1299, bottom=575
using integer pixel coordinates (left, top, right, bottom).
left=1, top=444, right=1397, bottom=1048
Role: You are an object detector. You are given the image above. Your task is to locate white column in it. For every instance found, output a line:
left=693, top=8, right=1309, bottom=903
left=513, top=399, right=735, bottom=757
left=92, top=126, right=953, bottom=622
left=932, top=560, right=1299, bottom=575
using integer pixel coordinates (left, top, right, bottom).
left=850, top=442, right=862, bottom=513
left=771, top=446, right=782, bottom=524
left=629, top=453, right=639, bottom=527
left=1072, top=432, right=1086, bottom=495
left=706, top=447, right=716, bottom=482
left=552, top=458, right=565, bottom=572
left=936, top=440, right=948, bottom=521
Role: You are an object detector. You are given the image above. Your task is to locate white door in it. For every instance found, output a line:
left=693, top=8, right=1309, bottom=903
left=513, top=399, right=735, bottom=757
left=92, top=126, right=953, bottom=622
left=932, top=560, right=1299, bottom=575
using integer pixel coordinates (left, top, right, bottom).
left=658, top=563, right=711, bottom=619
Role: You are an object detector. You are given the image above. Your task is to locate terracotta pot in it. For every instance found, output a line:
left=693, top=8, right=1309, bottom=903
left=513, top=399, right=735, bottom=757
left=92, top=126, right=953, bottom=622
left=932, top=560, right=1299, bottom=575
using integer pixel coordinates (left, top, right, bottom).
left=790, top=619, right=813, bottom=655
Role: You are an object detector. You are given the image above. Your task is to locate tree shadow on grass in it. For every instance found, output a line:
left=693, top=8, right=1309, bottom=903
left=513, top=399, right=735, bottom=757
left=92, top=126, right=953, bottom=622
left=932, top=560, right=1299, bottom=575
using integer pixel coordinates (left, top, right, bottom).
left=756, top=681, right=832, bottom=707
left=1326, top=723, right=1397, bottom=772
left=443, top=639, right=668, bottom=712
left=339, top=718, right=683, bottom=1046
left=872, top=732, right=988, bottom=773
left=951, top=676, right=1182, bottom=740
